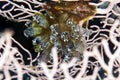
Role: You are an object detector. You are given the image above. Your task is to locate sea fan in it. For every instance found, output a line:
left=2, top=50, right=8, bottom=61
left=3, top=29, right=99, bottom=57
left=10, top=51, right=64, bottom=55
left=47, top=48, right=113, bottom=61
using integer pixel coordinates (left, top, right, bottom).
left=0, top=0, right=120, bottom=80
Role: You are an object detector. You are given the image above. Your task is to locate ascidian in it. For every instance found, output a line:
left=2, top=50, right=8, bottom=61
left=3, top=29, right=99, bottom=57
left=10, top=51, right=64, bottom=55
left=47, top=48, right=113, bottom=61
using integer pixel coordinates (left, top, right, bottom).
left=24, top=0, right=96, bottom=62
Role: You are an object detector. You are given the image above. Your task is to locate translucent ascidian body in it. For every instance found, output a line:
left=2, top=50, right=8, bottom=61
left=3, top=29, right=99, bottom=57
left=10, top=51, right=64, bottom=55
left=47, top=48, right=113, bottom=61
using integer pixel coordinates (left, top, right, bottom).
left=24, top=0, right=96, bottom=62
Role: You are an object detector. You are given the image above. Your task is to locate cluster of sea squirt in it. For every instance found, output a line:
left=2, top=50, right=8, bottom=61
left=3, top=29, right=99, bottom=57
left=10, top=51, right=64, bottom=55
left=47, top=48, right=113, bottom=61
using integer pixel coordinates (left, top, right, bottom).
left=24, top=0, right=96, bottom=62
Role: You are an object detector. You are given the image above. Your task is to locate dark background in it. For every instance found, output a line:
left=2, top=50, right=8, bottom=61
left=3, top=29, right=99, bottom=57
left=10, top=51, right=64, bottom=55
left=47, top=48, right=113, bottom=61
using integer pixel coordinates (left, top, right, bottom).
left=0, top=15, right=36, bottom=65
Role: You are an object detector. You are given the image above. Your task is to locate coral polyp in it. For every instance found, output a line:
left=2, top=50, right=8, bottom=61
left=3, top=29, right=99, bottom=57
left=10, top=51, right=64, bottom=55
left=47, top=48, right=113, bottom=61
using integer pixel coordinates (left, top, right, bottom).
left=24, top=0, right=96, bottom=62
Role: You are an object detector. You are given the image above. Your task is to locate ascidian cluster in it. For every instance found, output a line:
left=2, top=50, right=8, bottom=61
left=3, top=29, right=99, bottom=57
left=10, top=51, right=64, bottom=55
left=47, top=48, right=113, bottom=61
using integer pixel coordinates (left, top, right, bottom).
left=24, top=0, right=96, bottom=62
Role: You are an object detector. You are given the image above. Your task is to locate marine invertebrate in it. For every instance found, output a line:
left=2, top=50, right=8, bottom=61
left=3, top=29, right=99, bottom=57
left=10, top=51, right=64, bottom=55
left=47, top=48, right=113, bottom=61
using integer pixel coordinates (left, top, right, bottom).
left=1, top=0, right=120, bottom=80
left=24, top=0, right=96, bottom=62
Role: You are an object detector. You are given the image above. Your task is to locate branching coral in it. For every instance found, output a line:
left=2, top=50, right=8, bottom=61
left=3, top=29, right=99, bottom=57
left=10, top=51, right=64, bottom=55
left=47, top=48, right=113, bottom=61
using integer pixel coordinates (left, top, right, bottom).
left=0, top=0, right=120, bottom=80
left=0, top=0, right=44, bottom=22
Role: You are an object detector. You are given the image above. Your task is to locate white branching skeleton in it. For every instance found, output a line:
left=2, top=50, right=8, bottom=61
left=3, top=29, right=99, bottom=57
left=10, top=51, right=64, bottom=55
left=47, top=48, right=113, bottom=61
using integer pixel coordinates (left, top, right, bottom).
left=0, top=0, right=120, bottom=80
left=0, top=0, right=45, bottom=22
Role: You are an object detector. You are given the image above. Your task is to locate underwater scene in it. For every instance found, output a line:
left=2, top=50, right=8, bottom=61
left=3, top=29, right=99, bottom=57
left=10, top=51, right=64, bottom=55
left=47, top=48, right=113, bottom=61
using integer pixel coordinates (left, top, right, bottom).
left=0, top=0, right=120, bottom=80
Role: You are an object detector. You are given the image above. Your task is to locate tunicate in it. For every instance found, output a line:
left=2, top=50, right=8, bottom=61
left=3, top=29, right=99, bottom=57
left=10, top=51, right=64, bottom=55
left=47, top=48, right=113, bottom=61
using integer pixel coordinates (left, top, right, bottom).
left=61, top=31, right=70, bottom=42
left=50, top=35, right=58, bottom=43
left=66, top=18, right=74, bottom=26
left=50, top=24, right=60, bottom=36
left=33, top=14, right=49, bottom=28
left=24, top=27, right=34, bottom=37
left=71, top=24, right=81, bottom=39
